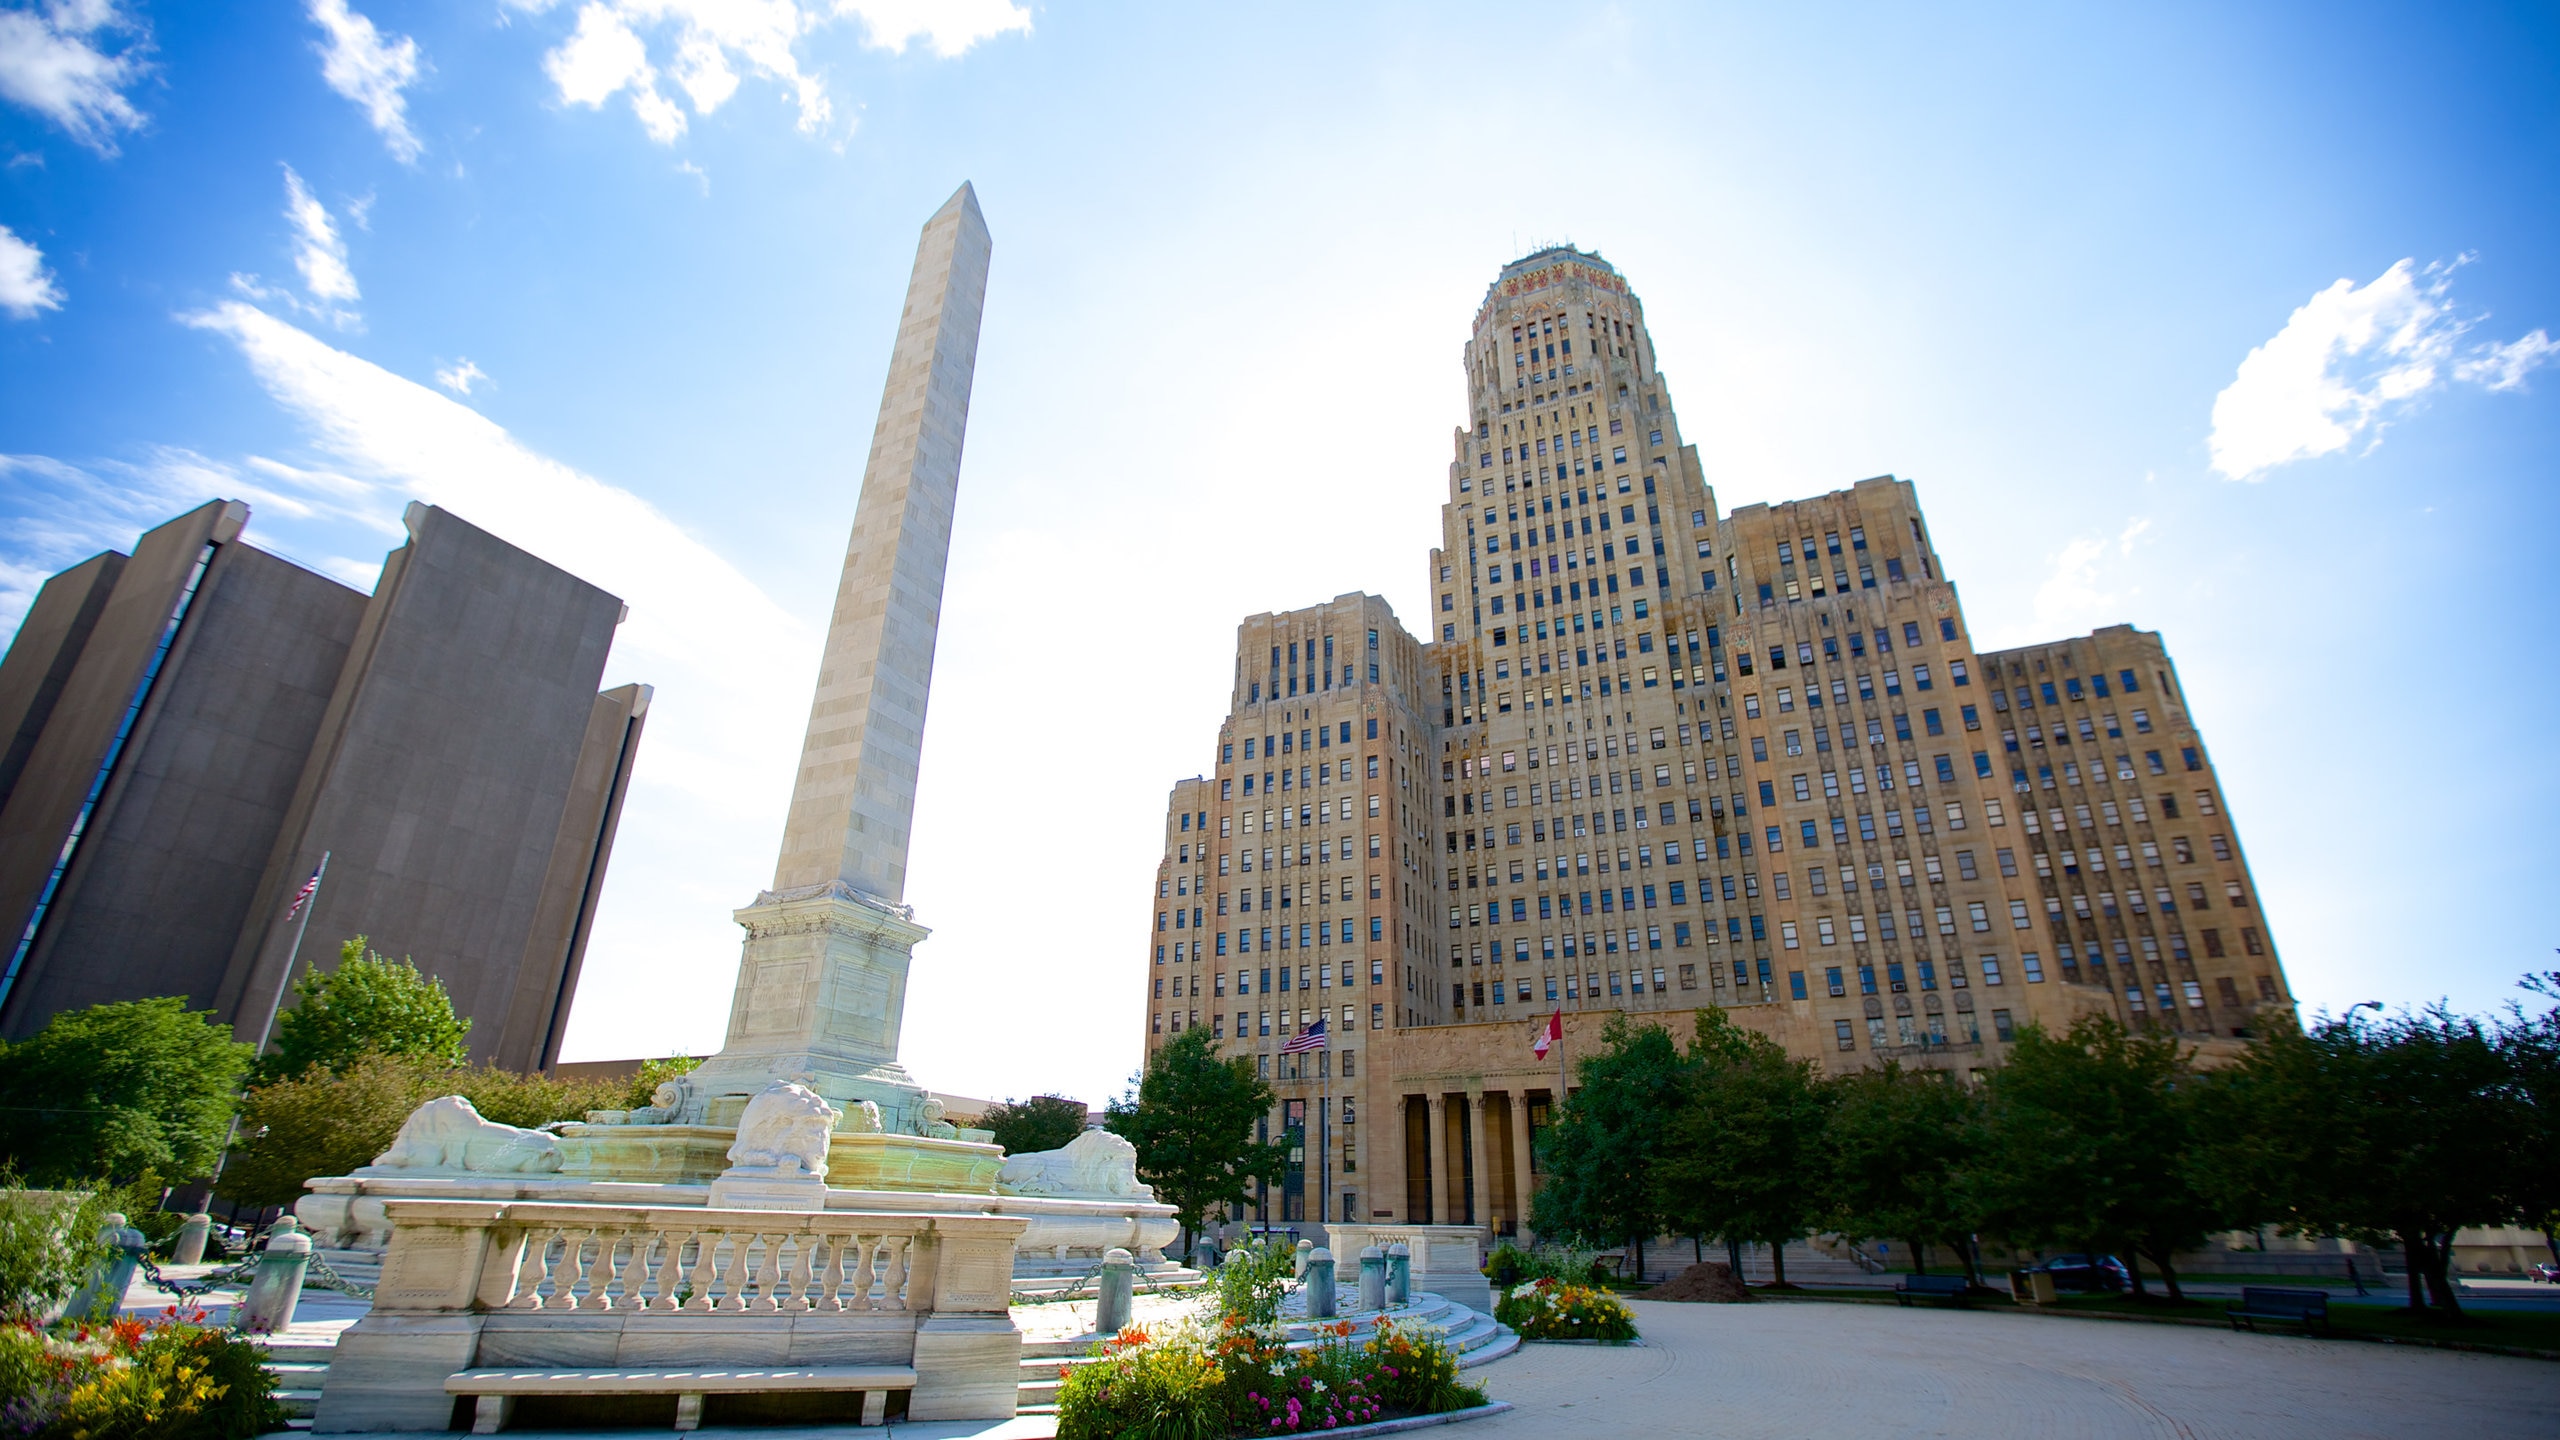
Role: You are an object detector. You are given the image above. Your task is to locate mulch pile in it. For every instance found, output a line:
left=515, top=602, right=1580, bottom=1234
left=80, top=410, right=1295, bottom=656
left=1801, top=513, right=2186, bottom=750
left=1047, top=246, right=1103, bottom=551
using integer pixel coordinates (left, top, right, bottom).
left=1638, top=1261, right=1752, bottom=1303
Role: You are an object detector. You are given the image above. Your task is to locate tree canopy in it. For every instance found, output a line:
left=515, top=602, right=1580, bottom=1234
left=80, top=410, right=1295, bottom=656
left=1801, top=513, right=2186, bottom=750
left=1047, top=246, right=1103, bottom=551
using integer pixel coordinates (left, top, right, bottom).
left=1530, top=1015, right=1688, bottom=1268
left=1824, top=1061, right=1983, bottom=1278
left=1655, top=1008, right=1833, bottom=1283
left=258, top=936, right=471, bottom=1082
left=0, top=997, right=251, bottom=1184
left=982, top=1094, right=1089, bottom=1157
left=221, top=1053, right=628, bottom=1208
left=1103, top=1028, right=1286, bottom=1261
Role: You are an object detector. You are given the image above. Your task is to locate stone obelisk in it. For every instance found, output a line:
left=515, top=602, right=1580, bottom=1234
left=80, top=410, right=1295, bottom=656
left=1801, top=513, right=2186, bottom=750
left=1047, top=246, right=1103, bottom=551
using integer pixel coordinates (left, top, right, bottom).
left=687, top=184, right=990, bottom=1129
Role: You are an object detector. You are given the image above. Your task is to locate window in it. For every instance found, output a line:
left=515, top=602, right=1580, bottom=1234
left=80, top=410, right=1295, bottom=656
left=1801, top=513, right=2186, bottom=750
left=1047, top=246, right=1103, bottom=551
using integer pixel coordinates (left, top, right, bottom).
left=1834, top=1019, right=1856, bottom=1050
left=1992, top=1009, right=2015, bottom=1042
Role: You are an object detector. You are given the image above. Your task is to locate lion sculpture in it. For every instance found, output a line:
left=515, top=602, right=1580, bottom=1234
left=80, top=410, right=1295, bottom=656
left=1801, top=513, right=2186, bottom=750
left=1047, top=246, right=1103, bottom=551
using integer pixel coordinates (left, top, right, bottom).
left=724, top=1081, right=839, bottom=1178
left=996, top=1128, right=1153, bottom=1201
left=367, top=1096, right=562, bottom=1174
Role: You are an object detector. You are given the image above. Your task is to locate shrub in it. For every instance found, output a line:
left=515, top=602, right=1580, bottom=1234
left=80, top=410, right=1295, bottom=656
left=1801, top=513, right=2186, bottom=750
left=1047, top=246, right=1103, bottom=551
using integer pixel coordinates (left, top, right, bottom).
left=1207, top=1238, right=1297, bottom=1327
left=0, top=1182, right=108, bottom=1326
left=3, top=1313, right=283, bottom=1439
left=1486, top=1241, right=1606, bottom=1289
left=1054, top=1317, right=1481, bottom=1440
left=1494, top=1278, right=1639, bottom=1342
left=1362, top=1317, right=1486, bottom=1414
left=1054, top=1325, right=1226, bottom=1440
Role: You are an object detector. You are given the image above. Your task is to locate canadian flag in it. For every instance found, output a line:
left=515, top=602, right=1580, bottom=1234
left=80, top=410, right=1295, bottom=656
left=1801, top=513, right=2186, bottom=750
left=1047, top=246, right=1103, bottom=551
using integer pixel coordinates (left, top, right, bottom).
left=1532, top=1009, right=1562, bottom=1059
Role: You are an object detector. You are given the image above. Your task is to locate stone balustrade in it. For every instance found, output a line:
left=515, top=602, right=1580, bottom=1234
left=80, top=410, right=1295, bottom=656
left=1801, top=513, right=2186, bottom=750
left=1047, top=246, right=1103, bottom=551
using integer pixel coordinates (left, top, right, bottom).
left=322, top=1199, right=1028, bottom=1431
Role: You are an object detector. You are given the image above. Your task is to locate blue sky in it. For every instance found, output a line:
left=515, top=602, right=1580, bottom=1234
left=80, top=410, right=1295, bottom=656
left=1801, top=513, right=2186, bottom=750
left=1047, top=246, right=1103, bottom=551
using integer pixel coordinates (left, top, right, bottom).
left=2, top=2, right=2554, bottom=1108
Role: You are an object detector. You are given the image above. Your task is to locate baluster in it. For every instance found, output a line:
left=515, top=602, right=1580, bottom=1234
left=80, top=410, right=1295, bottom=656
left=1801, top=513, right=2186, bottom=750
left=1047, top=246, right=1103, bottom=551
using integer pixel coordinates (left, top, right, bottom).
left=646, top=1232, right=682, bottom=1310
left=687, top=1229, right=723, bottom=1312
left=514, top=1228, right=556, bottom=1309
left=879, top=1235, right=909, bottom=1312
left=593, top=1230, right=626, bottom=1310
left=776, top=1232, right=811, bottom=1312
left=858, top=1236, right=884, bottom=1310
left=720, top=1232, right=755, bottom=1313
left=815, top=1233, right=847, bottom=1312
left=560, top=1227, right=596, bottom=1309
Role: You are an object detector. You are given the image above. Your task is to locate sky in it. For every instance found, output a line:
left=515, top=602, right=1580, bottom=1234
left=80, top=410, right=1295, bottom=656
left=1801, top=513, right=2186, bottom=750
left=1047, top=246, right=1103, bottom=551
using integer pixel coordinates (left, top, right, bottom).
left=2, top=2, right=2555, bottom=1110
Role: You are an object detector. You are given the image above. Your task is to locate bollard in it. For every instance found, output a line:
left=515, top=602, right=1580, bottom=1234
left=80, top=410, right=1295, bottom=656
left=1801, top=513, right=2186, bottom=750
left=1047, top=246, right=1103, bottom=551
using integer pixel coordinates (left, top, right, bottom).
left=238, top=1228, right=311, bottom=1335
left=1295, top=1238, right=1314, bottom=1279
left=1305, top=1248, right=1337, bottom=1318
left=66, top=1213, right=146, bottom=1322
left=1096, top=1247, right=1135, bottom=1337
left=1360, top=1246, right=1387, bottom=1312
left=172, top=1213, right=214, bottom=1266
left=1387, top=1242, right=1410, bottom=1304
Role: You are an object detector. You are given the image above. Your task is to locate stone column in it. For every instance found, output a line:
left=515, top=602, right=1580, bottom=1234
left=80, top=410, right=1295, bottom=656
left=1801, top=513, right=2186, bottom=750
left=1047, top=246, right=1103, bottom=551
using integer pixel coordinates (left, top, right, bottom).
left=1387, top=1243, right=1410, bottom=1304
left=239, top=1227, right=311, bottom=1335
left=1096, top=1248, right=1134, bottom=1336
left=172, top=1213, right=213, bottom=1266
left=1359, top=1246, right=1386, bottom=1311
left=1425, top=1094, right=1449, bottom=1225
left=1305, top=1248, right=1336, bottom=1318
left=1468, top=1094, right=1493, bottom=1230
left=1509, top=1092, right=1536, bottom=1242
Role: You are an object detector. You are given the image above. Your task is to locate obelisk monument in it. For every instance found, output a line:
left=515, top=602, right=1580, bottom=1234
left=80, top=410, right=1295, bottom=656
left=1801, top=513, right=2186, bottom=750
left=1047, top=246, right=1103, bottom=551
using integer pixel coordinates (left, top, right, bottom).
left=686, top=184, right=991, bottom=1128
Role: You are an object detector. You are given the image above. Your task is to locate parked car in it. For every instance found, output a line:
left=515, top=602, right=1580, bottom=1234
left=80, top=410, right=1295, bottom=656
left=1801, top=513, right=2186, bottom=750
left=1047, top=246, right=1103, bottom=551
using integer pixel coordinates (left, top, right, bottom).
left=2027, top=1254, right=2132, bottom=1292
left=2531, top=1261, right=2560, bottom=1284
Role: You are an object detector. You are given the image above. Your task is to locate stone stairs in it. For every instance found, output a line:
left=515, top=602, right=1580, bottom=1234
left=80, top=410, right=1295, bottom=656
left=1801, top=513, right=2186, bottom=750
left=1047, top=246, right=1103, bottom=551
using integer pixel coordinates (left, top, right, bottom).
left=1015, top=1293, right=1517, bottom=1414
left=253, top=1334, right=335, bottom=1430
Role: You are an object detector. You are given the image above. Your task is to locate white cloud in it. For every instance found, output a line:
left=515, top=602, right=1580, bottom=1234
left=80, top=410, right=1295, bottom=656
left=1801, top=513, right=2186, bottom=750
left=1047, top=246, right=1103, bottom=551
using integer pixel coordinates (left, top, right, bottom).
left=434, top=357, right=489, bottom=395
left=2453, top=329, right=2557, bottom=392
left=307, top=0, right=425, bottom=163
left=0, top=222, right=64, bottom=317
left=528, top=0, right=1025, bottom=145
left=835, top=0, right=1028, bottom=58
left=2024, top=516, right=2151, bottom=643
left=0, top=0, right=148, bottom=155
left=2209, top=258, right=2554, bottom=481
left=280, top=165, right=360, bottom=323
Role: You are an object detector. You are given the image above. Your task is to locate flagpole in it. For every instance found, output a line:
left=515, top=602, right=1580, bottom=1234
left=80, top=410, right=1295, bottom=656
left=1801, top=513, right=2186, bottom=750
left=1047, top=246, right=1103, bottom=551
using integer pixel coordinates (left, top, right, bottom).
left=212, top=851, right=329, bottom=1192
left=254, top=851, right=330, bottom=1055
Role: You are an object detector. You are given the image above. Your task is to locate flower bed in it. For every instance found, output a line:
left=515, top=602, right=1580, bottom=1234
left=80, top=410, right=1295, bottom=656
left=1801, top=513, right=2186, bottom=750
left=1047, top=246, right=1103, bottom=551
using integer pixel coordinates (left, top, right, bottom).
left=0, top=1309, right=286, bottom=1438
left=1056, top=1317, right=1486, bottom=1439
left=1493, top=1279, right=1639, bottom=1343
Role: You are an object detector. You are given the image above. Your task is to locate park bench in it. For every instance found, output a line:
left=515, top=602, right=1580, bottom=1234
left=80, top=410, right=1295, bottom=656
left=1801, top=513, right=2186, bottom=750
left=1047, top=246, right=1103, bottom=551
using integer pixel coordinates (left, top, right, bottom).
left=446, top=1364, right=917, bottom=1433
left=1894, top=1274, right=1972, bottom=1307
left=2224, top=1286, right=2330, bottom=1336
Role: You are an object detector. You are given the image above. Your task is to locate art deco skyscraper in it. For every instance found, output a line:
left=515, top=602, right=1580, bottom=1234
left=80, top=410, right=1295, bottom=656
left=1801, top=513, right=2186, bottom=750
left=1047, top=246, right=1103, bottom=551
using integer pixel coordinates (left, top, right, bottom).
left=1137, top=245, right=2294, bottom=1234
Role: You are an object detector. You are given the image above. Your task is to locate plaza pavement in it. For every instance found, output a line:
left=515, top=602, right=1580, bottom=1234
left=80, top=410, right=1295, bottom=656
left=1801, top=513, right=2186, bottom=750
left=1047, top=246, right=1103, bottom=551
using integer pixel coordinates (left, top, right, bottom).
left=1464, top=1297, right=2559, bottom=1440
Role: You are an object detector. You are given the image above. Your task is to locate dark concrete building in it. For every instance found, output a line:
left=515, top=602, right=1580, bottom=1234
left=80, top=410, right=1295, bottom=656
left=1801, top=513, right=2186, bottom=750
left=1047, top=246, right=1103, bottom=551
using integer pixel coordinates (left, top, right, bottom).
left=0, top=499, right=647, bottom=1070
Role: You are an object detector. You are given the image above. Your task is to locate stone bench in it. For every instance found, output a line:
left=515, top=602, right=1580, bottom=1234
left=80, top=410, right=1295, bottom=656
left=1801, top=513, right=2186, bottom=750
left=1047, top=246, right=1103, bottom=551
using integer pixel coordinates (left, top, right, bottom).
left=446, top=1364, right=919, bottom=1432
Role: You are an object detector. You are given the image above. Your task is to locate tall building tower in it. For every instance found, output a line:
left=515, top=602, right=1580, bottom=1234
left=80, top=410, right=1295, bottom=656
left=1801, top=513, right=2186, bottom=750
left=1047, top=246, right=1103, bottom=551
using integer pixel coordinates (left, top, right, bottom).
left=1134, top=245, right=2295, bottom=1240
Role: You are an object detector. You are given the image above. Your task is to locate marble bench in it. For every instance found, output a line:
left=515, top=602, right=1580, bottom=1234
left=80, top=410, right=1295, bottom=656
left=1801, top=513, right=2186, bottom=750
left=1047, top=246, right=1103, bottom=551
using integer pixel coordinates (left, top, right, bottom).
left=446, top=1364, right=920, bottom=1432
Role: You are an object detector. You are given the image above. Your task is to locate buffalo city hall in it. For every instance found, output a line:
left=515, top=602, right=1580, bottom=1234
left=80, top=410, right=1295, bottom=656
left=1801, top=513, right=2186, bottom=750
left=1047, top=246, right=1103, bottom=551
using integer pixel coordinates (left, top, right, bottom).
left=1134, top=247, right=2291, bottom=1237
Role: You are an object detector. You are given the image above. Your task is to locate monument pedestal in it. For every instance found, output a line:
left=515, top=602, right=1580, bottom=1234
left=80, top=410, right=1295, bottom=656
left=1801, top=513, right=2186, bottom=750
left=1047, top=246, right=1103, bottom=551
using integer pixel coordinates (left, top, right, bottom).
left=684, top=882, right=934, bottom=1131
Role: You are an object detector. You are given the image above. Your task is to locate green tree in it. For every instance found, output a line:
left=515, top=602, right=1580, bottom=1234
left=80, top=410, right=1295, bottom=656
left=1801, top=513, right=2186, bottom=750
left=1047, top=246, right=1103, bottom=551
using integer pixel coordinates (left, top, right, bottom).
left=1825, top=1061, right=1984, bottom=1281
left=222, top=1053, right=630, bottom=1209
left=1653, top=1008, right=1833, bottom=1285
left=1103, top=1027, right=1286, bottom=1262
left=0, top=998, right=250, bottom=1184
left=624, top=1055, right=703, bottom=1110
left=2501, top=974, right=2560, bottom=1271
left=1970, top=1016, right=2212, bottom=1299
left=2192, top=1005, right=2521, bottom=1317
left=258, top=936, right=471, bottom=1082
left=982, top=1094, right=1089, bottom=1156
left=1530, top=1015, right=1689, bottom=1276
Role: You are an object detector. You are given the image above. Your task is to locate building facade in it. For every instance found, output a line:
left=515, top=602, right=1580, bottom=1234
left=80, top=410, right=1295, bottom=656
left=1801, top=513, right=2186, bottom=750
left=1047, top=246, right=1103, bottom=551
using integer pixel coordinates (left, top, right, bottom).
left=0, top=499, right=648, bottom=1071
left=1136, top=247, right=2292, bottom=1236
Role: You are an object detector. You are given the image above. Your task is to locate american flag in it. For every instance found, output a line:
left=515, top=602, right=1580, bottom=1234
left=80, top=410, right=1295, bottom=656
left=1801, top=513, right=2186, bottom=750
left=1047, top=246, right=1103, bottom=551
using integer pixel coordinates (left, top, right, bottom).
left=283, top=863, right=323, bottom=921
left=1280, top=1017, right=1328, bottom=1054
